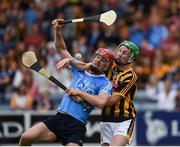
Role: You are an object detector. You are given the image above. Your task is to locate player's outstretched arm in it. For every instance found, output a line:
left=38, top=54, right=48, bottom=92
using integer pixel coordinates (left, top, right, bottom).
left=52, top=19, right=72, bottom=59
left=66, top=88, right=110, bottom=108
left=105, top=94, right=123, bottom=106
left=52, top=19, right=91, bottom=70
left=56, top=58, right=91, bottom=71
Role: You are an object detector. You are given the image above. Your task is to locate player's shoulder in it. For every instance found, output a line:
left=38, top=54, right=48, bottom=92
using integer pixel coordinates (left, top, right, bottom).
left=99, top=75, right=111, bottom=82
left=99, top=75, right=111, bottom=85
left=127, top=68, right=137, bottom=76
left=126, top=68, right=137, bottom=76
left=117, top=68, right=137, bottom=82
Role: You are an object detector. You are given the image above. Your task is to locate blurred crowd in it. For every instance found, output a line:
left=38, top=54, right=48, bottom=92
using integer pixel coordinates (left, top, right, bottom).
left=0, top=0, right=179, bottom=112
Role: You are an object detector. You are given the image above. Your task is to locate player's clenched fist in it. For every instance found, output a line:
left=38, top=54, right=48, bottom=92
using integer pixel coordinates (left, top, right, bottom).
left=65, top=88, right=83, bottom=102
left=52, top=19, right=64, bottom=32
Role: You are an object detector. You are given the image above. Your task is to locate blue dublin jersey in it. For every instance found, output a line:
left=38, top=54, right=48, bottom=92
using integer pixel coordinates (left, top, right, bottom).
left=58, top=66, right=112, bottom=124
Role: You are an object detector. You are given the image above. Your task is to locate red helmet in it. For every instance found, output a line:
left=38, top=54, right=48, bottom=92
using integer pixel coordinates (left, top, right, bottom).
left=95, top=48, right=114, bottom=62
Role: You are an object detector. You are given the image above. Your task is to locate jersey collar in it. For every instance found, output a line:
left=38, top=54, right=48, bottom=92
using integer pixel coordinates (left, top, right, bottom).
left=85, top=71, right=106, bottom=77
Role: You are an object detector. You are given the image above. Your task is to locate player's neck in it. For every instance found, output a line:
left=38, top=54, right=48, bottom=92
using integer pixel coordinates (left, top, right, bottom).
left=117, top=63, right=132, bottom=71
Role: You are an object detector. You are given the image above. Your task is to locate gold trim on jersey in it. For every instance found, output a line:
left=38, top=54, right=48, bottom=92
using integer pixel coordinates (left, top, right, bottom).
left=114, top=100, right=120, bottom=117
left=124, top=94, right=130, bottom=118
left=126, top=119, right=135, bottom=141
left=121, top=72, right=137, bottom=96
left=105, top=106, right=111, bottom=115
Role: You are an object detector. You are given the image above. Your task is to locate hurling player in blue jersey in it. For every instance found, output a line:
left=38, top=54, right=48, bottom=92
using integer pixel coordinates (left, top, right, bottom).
left=19, top=48, right=114, bottom=145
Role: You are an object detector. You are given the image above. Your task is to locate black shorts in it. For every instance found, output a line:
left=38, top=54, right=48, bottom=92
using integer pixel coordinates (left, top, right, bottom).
left=43, top=112, right=86, bottom=146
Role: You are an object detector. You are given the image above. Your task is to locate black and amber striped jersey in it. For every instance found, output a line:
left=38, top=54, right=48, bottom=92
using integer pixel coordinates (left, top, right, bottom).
left=102, top=62, right=138, bottom=122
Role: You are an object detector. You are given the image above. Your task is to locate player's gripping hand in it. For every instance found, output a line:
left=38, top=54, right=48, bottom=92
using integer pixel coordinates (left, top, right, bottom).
left=52, top=18, right=64, bottom=32
left=65, top=88, right=83, bottom=102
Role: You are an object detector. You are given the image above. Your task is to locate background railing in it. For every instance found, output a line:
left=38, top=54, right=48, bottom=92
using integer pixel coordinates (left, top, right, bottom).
left=0, top=110, right=180, bottom=145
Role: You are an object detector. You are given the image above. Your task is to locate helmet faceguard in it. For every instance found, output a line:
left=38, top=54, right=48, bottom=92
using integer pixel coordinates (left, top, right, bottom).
left=93, top=48, right=114, bottom=71
left=116, top=40, right=139, bottom=63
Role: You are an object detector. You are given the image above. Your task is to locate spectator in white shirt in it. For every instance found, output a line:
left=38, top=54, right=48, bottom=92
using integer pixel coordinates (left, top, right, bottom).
left=157, top=78, right=177, bottom=111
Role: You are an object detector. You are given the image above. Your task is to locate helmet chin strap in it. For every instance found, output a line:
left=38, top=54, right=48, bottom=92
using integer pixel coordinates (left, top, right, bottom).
left=127, top=54, right=135, bottom=63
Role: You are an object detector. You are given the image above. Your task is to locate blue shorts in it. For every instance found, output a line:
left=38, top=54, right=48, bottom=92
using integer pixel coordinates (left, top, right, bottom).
left=43, top=112, right=86, bottom=145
